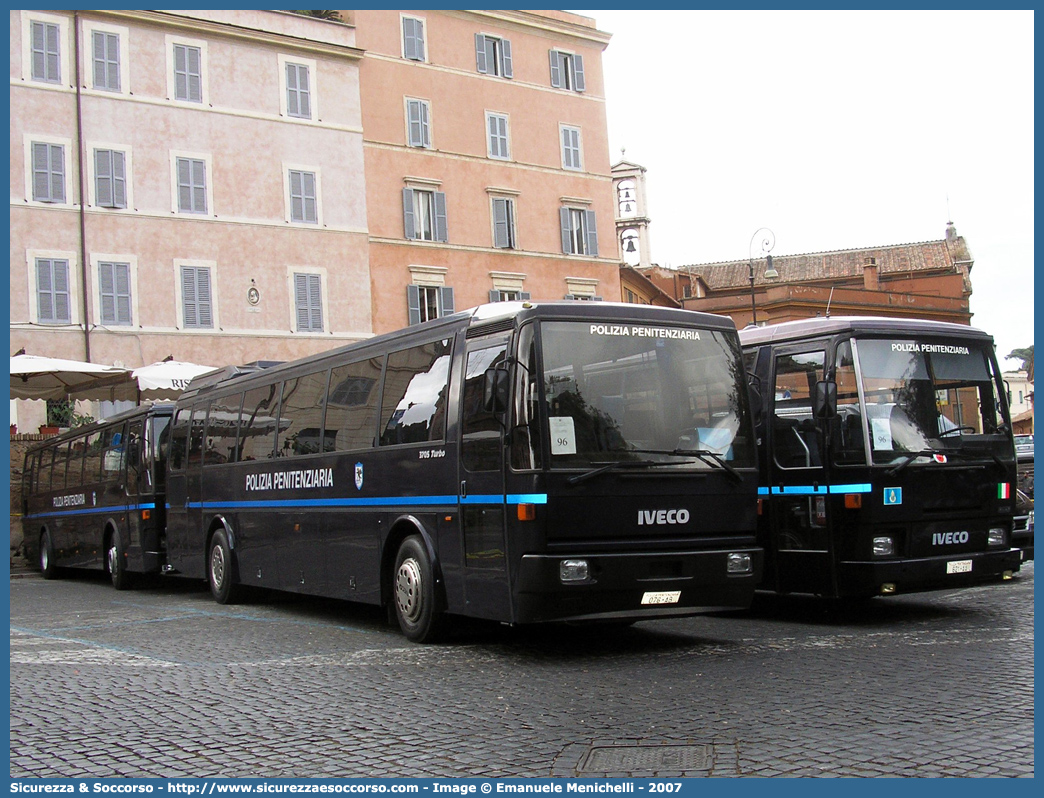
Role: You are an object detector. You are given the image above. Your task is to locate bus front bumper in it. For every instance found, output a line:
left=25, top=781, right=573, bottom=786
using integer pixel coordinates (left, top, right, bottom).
left=512, top=547, right=763, bottom=624
left=837, top=548, right=1023, bottom=597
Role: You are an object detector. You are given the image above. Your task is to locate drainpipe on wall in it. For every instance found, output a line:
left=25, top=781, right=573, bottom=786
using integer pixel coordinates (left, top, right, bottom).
left=73, top=11, right=91, bottom=362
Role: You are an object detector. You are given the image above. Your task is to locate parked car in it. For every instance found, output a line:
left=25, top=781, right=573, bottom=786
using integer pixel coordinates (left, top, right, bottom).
left=1014, top=433, right=1034, bottom=457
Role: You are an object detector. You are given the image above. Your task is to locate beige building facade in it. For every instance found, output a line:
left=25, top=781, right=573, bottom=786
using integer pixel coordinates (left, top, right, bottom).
left=10, top=9, right=372, bottom=371
left=346, top=9, right=620, bottom=333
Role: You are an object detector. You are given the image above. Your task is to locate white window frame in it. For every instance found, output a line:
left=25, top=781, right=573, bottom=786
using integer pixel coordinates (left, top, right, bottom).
left=26, top=249, right=80, bottom=326
left=279, top=54, right=318, bottom=121
left=475, top=33, right=513, bottom=79
left=83, top=20, right=130, bottom=95
left=549, top=48, right=586, bottom=92
left=560, top=204, right=599, bottom=257
left=489, top=271, right=528, bottom=302
left=401, top=14, right=427, bottom=62
left=490, top=195, right=517, bottom=250
left=560, top=125, right=583, bottom=171
left=165, top=35, right=208, bottom=105
left=170, top=151, right=213, bottom=216
left=22, top=12, right=69, bottom=86
left=284, top=165, right=322, bottom=226
left=88, top=142, right=133, bottom=210
left=486, top=111, right=510, bottom=160
left=90, top=254, right=139, bottom=328
left=174, top=259, right=219, bottom=331
left=24, top=134, right=73, bottom=207
left=405, top=97, right=433, bottom=149
left=286, top=267, right=329, bottom=334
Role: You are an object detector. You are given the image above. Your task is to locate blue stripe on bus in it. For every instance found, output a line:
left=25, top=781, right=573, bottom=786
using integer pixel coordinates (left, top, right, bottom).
left=26, top=502, right=157, bottom=520
left=173, top=494, right=550, bottom=511
left=758, top=483, right=873, bottom=497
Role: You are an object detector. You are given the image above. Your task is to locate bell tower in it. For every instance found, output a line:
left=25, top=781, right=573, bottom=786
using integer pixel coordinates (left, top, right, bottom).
left=611, top=151, right=652, bottom=268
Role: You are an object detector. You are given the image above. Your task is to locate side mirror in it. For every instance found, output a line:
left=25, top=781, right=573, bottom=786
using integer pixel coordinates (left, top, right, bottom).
left=813, top=380, right=837, bottom=419
left=483, top=367, right=509, bottom=414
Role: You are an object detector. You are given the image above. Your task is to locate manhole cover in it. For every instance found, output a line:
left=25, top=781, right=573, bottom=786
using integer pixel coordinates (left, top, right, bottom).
left=580, top=744, right=711, bottom=773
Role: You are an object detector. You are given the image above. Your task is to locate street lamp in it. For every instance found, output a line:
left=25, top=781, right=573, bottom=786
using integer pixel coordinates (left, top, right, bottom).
left=748, top=227, right=778, bottom=326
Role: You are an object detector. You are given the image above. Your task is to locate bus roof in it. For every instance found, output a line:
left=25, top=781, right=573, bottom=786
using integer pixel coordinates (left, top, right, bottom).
left=177, top=301, right=741, bottom=402
left=738, top=316, right=993, bottom=348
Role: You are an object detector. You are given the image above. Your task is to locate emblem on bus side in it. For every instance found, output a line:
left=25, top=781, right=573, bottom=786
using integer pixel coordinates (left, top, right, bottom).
left=355, top=463, right=364, bottom=490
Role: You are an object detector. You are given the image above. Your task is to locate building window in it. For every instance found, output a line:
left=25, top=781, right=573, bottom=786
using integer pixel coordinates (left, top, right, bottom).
left=289, top=169, right=318, bottom=224
left=407, top=285, right=454, bottom=325
left=91, top=30, right=120, bottom=92
left=406, top=98, right=431, bottom=148
left=475, top=34, right=513, bottom=78
left=294, top=273, right=323, bottom=332
left=36, top=258, right=71, bottom=324
left=491, top=197, right=516, bottom=249
left=30, top=20, right=61, bottom=84
left=180, top=265, right=213, bottom=328
left=489, top=289, right=529, bottom=302
left=560, top=207, right=599, bottom=256
left=486, top=112, right=509, bottom=160
left=94, top=149, right=127, bottom=208
left=173, top=43, right=202, bottom=102
left=285, top=61, right=311, bottom=119
left=403, top=188, right=448, bottom=242
left=402, top=15, right=426, bottom=61
left=176, top=157, right=207, bottom=214
left=561, top=126, right=582, bottom=171
left=32, top=142, right=65, bottom=203
left=549, top=49, right=585, bottom=92
left=99, top=261, right=132, bottom=326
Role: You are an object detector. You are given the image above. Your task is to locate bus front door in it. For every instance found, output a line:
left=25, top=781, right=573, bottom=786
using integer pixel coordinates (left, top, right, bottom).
left=456, top=339, right=512, bottom=621
left=767, top=349, right=835, bottom=596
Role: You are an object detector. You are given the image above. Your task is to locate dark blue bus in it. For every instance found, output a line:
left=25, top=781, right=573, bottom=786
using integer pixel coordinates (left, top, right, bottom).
left=22, top=404, right=174, bottom=588
left=164, top=302, right=763, bottom=641
left=741, top=317, right=1023, bottom=598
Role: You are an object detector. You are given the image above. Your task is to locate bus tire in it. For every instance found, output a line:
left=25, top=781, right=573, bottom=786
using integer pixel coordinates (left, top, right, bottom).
left=106, top=529, right=131, bottom=591
left=39, top=530, right=56, bottom=580
left=208, top=529, right=240, bottom=605
left=392, top=535, right=444, bottom=643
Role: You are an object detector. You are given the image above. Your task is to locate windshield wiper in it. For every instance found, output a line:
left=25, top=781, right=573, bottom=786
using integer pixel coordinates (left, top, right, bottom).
left=885, top=448, right=985, bottom=476
left=628, top=447, right=744, bottom=483
left=567, top=458, right=693, bottom=486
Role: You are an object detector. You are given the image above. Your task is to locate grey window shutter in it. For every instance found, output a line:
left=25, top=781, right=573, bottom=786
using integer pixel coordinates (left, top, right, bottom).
left=52, top=261, right=70, bottom=322
left=489, top=290, right=501, bottom=302
left=92, top=32, right=106, bottom=89
left=181, top=266, right=197, bottom=326
left=95, top=150, right=112, bottom=206
left=174, top=45, right=187, bottom=99
left=111, top=151, right=126, bottom=208
left=187, top=47, right=201, bottom=101
left=420, top=102, right=430, bottom=147
left=434, top=191, right=448, bottom=243
left=407, top=284, right=421, bottom=325
left=549, top=49, right=562, bottom=88
left=404, top=18, right=424, bottom=61
left=560, top=207, right=572, bottom=254
left=100, top=261, right=116, bottom=323
left=484, top=38, right=496, bottom=75
left=573, top=54, right=586, bottom=92
left=585, top=210, right=598, bottom=257
left=50, top=144, right=65, bottom=203
left=492, top=198, right=510, bottom=248
left=37, top=259, right=54, bottom=321
left=439, top=287, right=455, bottom=316
left=286, top=63, right=298, bottom=115
left=402, top=188, right=416, bottom=239
left=31, top=22, right=46, bottom=81
left=45, top=24, right=59, bottom=81
left=501, top=38, right=513, bottom=78
left=115, top=263, right=131, bottom=324
left=196, top=268, right=212, bottom=327
left=302, top=172, right=316, bottom=222
left=298, top=65, right=311, bottom=118
left=520, top=291, right=531, bottom=300
left=475, top=34, right=488, bottom=74
left=308, top=274, right=323, bottom=331
left=177, top=158, right=191, bottom=211
left=192, top=159, right=206, bottom=213
left=295, top=273, right=323, bottom=331
left=33, top=143, right=50, bottom=201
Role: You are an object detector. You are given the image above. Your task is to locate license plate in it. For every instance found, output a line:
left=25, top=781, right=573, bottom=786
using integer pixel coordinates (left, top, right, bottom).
left=641, top=591, right=681, bottom=605
left=946, top=559, right=973, bottom=574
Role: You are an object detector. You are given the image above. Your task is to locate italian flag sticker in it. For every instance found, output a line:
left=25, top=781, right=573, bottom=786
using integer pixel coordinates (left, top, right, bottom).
left=998, top=483, right=1011, bottom=499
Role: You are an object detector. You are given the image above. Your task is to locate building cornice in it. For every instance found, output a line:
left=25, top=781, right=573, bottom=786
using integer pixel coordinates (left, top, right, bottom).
left=454, top=10, right=612, bottom=48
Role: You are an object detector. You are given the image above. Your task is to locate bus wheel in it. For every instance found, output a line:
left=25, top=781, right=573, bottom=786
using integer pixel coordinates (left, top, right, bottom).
left=208, top=529, right=240, bottom=604
left=392, top=536, right=444, bottom=643
left=39, top=530, right=56, bottom=580
left=106, top=530, right=131, bottom=591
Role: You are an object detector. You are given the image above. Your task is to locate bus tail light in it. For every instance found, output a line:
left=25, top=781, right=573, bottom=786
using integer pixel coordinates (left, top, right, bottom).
left=844, top=494, right=862, bottom=509
left=872, top=536, right=895, bottom=557
left=141, top=509, right=151, bottom=521
left=988, top=527, right=1007, bottom=547
left=559, top=559, right=590, bottom=583
left=517, top=503, right=536, bottom=522
left=726, top=552, right=752, bottom=574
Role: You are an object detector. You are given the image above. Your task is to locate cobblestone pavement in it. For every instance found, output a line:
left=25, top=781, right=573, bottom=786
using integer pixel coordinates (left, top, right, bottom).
left=9, top=562, right=1034, bottom=778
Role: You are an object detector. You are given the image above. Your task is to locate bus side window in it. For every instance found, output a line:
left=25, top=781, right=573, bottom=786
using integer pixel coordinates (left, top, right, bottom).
left=207, top=394, right=242, bottom=465
left=187, top=405, right=207, bottom=465
left=327, top=358, right=382, bottom=452
left=240, top=386, right=280, bottom=461
left=277, top=370, right=330, bottom=457
left=169, top=409, right=190, bottom=471
left=772, top=351, right=825, bottom=469
left=834, top=341, right=866, bottom=463
left=83, top=431, right=103, bottom=482
left=462, top=344, right=508, bottom=471
left=52, top=442, right=71, bottom=489
left=510, top=324, right=542, bottom=471
left=380, top=339, right=452, bottom=446
left=102, top=425, right=127, bottom=476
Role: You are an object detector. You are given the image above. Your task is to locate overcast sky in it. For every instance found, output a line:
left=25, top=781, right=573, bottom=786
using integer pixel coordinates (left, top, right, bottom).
left=584, top=9, right=1034, bottom=369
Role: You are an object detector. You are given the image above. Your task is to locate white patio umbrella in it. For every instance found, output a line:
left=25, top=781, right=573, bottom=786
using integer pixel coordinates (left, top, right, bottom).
left=9, top=354, right=130, bottom=401
left=132, top=360, right=217, bottom=400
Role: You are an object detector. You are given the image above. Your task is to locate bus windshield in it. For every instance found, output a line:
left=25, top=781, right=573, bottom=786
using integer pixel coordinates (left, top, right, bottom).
left=842, top=338, right=1009, bottom=465
left=539, top=321, right=755, bottom=469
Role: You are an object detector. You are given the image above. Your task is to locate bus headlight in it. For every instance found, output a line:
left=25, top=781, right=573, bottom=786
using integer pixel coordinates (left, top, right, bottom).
left=872, top=536, right=895, bottom=557
left=559, top=559, right=590, bottom=583
left=988, top=527, right=1007, bottom=547
left=726, top=552, right=752, bottom=574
